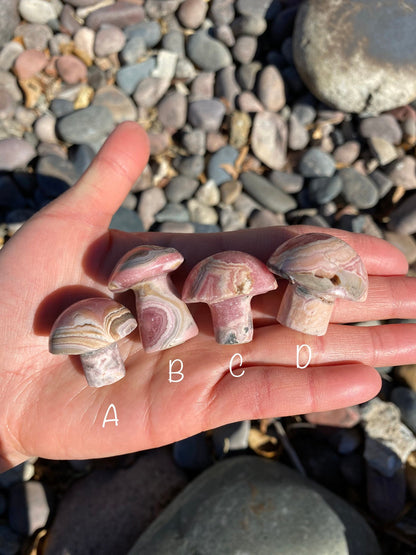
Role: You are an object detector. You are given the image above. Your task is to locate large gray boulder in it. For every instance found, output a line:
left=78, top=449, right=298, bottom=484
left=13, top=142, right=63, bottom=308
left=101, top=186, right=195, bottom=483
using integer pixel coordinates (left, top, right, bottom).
left=129, top=455, right=380, bottom=555
left=293, top=0, right=416, bottom=114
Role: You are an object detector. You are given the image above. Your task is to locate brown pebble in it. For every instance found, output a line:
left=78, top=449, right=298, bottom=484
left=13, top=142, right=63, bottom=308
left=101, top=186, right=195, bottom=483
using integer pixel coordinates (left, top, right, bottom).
left=14, top=49, right=48, bottom=80
left=56, top=55, right=88, bottom=84
left=220, top=180, right=242, bottom=205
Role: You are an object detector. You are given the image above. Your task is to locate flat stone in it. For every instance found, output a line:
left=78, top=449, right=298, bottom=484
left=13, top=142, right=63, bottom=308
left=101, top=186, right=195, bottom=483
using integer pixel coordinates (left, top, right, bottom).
left=19, top=0, right=61, bottom=24
left=0, top=137, right=36, bottom=171
left=94, top=24, right=126, bottom=57
left=187, top=30, right=233, bottom=72
left=188, top=99, right=225, bottom=132
left=293, top=0, right=416, bottom=114
left=251, top=111, right=287, bottom=170
left=333, top=141, right=361, bottom=166
left=385, top=156, right=416, bottom=190
left=158, top=91, right=187, bottom=131
left=13, top=49, right=48, bottom=80
left=339, top=167, right=379, bottom=209
left=177, top=0, right=208, bottom=29
left=207, top=145, right=239, bottom=185
left=269, top=170, right=304, bottom=194
left=129, top=456, right=380, bottom=555
left=229, top=110, right=251, bottom=149
left=241, top=171, right=297, bottom=214
left=8, top=480, right=52, bottom=536
left=92, top=85, right=137, bottom=123
left=138, top=186, right=166, bottom=230
left=56, top=105, right=114, bottom=144
left=109, top=207, right=144, bottom=232
left=231, top=14, right=268, bottom=37
left=124, top=21, right=162, bottom=48
left=56, top=54, right=88, bottom=85
left=0, top=0, right=19, bottom=48
left=86, top=2, right=145, bottom=30
left=165, top=175, right=200, bottom=203
left=44, top=449, right=187, bottom=555
left=308, top=175, right=343, bottom=205
left=298, top=147, right=336, bottom=178
left=116, top=58, right=156, bottom=96
left=256, top=65, right=286, bottom=111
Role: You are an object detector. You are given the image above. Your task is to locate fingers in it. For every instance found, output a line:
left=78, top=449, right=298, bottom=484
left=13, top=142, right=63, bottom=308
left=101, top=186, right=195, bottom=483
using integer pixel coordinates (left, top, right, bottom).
left=46, top=122, right=150, bottom=229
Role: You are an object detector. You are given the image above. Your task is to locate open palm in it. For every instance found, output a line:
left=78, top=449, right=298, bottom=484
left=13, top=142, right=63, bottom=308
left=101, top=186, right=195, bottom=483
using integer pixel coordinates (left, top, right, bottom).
left=1, top=122, right=415, bottom=471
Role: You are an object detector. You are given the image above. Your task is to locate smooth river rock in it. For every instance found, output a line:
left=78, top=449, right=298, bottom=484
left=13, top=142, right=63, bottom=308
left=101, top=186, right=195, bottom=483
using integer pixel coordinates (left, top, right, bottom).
left=293, top=0, right=416, bottom=114
left=56, top=105, right=114, bottom=144
left=128, top=456, right=380, bottom=555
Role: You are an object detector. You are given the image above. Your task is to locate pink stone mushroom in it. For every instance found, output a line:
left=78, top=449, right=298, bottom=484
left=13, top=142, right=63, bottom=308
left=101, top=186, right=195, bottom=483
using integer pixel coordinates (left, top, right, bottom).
left=108, top=245, right=198, bottom=352
left=182, top=251, right=277, bottom=344
left=267, top=233, right=368, bottom=336
left=49, top=298, right=137, bottom=387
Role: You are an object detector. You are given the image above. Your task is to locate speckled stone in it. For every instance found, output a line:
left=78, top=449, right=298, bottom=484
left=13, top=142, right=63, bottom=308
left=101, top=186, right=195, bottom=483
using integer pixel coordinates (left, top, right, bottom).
left=187, top=30, right=233, bottom=72
left=229, top=110, right=251, bottom=149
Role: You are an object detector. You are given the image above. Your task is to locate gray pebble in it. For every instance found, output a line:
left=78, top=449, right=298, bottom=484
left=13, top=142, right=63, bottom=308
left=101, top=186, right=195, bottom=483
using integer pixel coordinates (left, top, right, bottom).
left=291, top=98, right=317, bottom=126
left=50, top=98, right=74, bottom=118
left=88, top=65, right=107, bottom=90
left=159, top=221, right=195, bottom=233
left=133, top=77, right=170, bottom=109
left=0, top=0, right=19, bottom=49
left=188, top=198, right=218, bottom=225
left=94, top=24, right=126, bottom=57
left=207, top=145, right=239, bottom=185
left=359, top=114, right=403, bottom=145
left=155, top=203, right=190, bottom=223
left=232, top=35, right=257, bottom=64
left=56, top=105, right=114, bottom=144
left=60, top=4, right=81, bottom=35
left=120, top=35, right=146, bottom=65
left=233, top=191, right=261, bottom=218
left=249, top=208, right=286, bottom=228
left=109, top=207, right=144, bottom=232
left=231, top=14, right=267, bottom=37
left=188, top=99, right=225, bottom=132
left=138, top=186, right=166, bottom=230
left=17, top=22, right=53, bottom=50
left=240, top=171, right=297, bottom=213
left=86, top=2, right=145, bottom=30
left=187, top=31, right=232, bottom=72
left=384, top=231, right=416, bottom=265
left=8, top=481, right=52, bottom=536
left=124, top=21, right=161, bottom=48
left=174, top=57, right=197, bottom=82
left=368, top=169, right=394, bottom=199
left=339, top=167, right=379, bottom=209
left=0, top=40, right=23, bottom=71
left=165, top=175, right=200, bottom=203
left=181, top=127, right=206, bottom=156
left=236, top=91, right=264, bottom=112
left=196, top=179, right=220, bottom=206
left=145, top=0, right=181, bottom=18
left=68, top=143, right=95, bottom=178
left=0, top=137, right=36, bottom=171
left=131, top=164, right=153, bottom=193
left=173, top=154, right=204, bottom=178
left=236, top=61, right=262, bottom=90
left=308, top=175, right=343, bottom=205
left=161, top=30, right=185, bottom=58
left=193, top=223, right=221, bottom=233
left=158, top=91, right=187, bottom=131
left=388, top=192, right=416, bottom=235
left=301, top=214, right=330, bottom=228
left=0, top=70, right=22, bottom=103
left=298, top=147, right=336, bottom=178
left=220, top=179, right=242, bottom=204
left=269, top=170, right=304, bottom=194
left=36, top=155, right=78, bottom=194
left=214, top=24, right=235, bottom=48
left=209, top=0, right=235, bottom=25
left=385, top=155, right=416, bottom=190
left=116, top=57, right=156, bottom=96
left=215, top=65, right=241, bottom=112
left=92, top=84, right=137, bottom=124
left=0, top=88, right=16, bottom=120
left=333, top=140, right=361, bottom=166
left=251, top=111, right=287, bottom=170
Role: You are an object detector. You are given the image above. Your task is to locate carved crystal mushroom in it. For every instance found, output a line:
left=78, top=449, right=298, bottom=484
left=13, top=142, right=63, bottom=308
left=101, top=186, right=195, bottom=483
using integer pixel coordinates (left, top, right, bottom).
left=182, top=251, right=277, bottom=344
left=267, top=233, right=368, bottom=336
left=49, top=297, right=137, bottom=387
left=108, top=245, right=198, bottom=352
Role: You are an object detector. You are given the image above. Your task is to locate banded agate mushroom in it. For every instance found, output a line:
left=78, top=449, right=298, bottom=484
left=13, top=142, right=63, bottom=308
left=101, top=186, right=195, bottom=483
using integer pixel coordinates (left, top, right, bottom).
left=267, top=233, right=368, bottom=336
left=108, top=245, right=198, bottom=352
left=49, top=298, right=137, bottom=387
left=182, top=251, right=277, bottom=344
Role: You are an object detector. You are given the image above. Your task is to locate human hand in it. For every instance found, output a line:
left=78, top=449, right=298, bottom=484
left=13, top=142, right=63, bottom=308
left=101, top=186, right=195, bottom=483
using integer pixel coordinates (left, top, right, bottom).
left=1, top=122, right=415, bottom=470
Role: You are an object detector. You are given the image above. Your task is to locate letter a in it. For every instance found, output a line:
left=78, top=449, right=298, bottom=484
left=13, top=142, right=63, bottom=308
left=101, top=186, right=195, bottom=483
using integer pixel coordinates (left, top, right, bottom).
left=102, top=403, right=119, bottom=428
left=169, top=359, right=184, bottom=382
left=296, top=344, right=312, bottom=369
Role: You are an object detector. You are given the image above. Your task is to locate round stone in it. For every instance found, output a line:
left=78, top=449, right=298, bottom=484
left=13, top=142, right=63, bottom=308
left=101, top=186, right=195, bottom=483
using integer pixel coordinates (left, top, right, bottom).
left=56, top=105, right=114, bottom=144
left=308, top=175, right=343, bottom=205
left=359, top=114, right=403, bottom=145
left=116, top=58, right=156, bottom=96
left=297, top=147, right=336, bottom=178
left=133, top=77, right=169, bottom=109
left=19, top=0, right=61, bottom=24
left=0, top=88, right=16, bottom=119
left=157, top=91, right=187, bottom=131
left=293, top=0, right=416, bottom=114
left=177, top=0, right=208, bottom=29
left=56, top=55, right=88, bottom=85
left=251, top=111, right=287, bottom=170
left=120, top=36, right=146, bottom=65
left=187, top=31, right=233, bottom=72
left=232, top=35, right=257, bottom=64
left=0, top=137, right=36, bottom=171
left=188, top=99, right=226, bottom=132
left=385, top=156, right=416, bottom=190
left=34, top=113, right=58, bottom=143
left=339, top=167, right=379, bottom=209
left=13, top=49, right=48, bottom=80
left=94, top=24, right=126, bottom=57
left=165, top=175, right=199, bottom=203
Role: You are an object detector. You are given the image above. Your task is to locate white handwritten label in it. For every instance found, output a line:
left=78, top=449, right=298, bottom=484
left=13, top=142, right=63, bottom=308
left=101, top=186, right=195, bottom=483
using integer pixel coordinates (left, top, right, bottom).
left=102, top=403, right=119, bottom=428
left=229, top=353, right=244, bottom=378
left=169, top=358, right=184, bottom=382
left=296, top=344, right=312, bottom=369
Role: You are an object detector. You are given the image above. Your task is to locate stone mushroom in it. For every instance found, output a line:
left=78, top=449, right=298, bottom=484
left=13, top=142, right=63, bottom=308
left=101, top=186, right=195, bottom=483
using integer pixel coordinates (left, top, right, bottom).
left=49, top=298, right=137, bottom=387
left=182, top=251, right=277, bottom=344
left=267, top=233, right=368, bottom=336
left=108, top=245, right=198, bottom=352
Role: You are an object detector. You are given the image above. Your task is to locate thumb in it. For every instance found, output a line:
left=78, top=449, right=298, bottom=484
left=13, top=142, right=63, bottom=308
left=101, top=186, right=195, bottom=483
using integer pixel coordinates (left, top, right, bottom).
left=48, top=122, right=150, bottom=229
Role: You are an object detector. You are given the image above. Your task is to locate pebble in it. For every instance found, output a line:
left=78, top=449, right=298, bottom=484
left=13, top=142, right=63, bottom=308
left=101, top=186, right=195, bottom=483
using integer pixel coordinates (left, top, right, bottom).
left=13, top=49, right=48, bottom=80
left=231, top=14, right=268, bottom=37
left=85, top=2, right=145, bottom=30
left=288, top=113, right=310, bottom=150
left=368, top=169, right=393, bottom=199
left=129, top=456, right=381, bottom=555
left=333, top=140, right=361, bottom=166
left=73, top=26, right=95, bottom=63
left=34, top=113, right=57, bottom=143
left=209, top=0, right=235, bottom=25
left=206, top=131, right=227, bottom=152
left=240, top=171, right=297, bottom=213
left=297, top=147, right=336, bottom=178
left=120, top=35, right=146, bottom=65
left=249, top=208, right=285, bottom=228
left=308, top=175, right=343, bottom=205
left=339, top=167, right=380, bottom=209
left=36, top=155, right=79, bottom=194
left=236, top=90, right=264, bottom=112
left=109, top=206, right=144, bottom=232
left=116, top=57, right=156, bottom=96
left=0, top=137, right=36, bottom=171
left=56, top=105, right=114, bottom=144
left=152, top=49, right=178, bottom=82
left=214, top=66, right=241, bottom=112
left=188, top=99, right=226, bottom=132
left=214, top=24, right=235, bottom=48
left=256, top=65, right=286, bottom=112
left=0, top=0, right=19, bottom=49
left=293, top=0, right=416, bottom=114
left=220, top=205, right=247, bottom=230
left=251, top=111, right=287, bottom=170
left=68, top=143, right=95, bottom=177
left=236, top=60, right=262, bottom=90
left=174, top=57, right=197, bottom=82
left=388, top=193, right=416, bottom=235
left=158, top=91, right=187, bottom=131
left=133, top=77, right=169, bottom=109
left=0, top=88, right=16, bottom=120
left=177, top=0, right=208, bottom=29
left=187, top=31, right=233, bottom=72
left=207, top=145, right=239, bottom=185
left=232, top=35, right=257, bottom=65
left=359, top=114, right=403, bottom=145
left=19, top=0, right=61, bottom=24
left=165, top=175, right=199, bottom=203
left=188, top=198, right=218, bottom=225
left=195, top=179, right=220, bottom=206
left=385, top=156, right=416, bottom=190
left=173, top=154, right=204, bottom=178
left=145, top=0, right=182, bottom=19
left=124, top=21, right=161, bottom=48
left=229, top=110, right=251, bottom=149
left=181, top=127, right=206, bottom=156
left=161, top=29, right=185, bottom=58
left=391, top=387, right=416, bottom=435
left=18, top=23, right=53, bottom=51
left=50, top=98, right=74, bottom=118
left=159, top=221, right=195, bottom=233
left=219, top=179, right=242, bottom=204
left=56, top=54, right=88, bottom=84
left=8, top=480, right=52, bottom=536
left=92, top=84, right=137, bottom=123
left=269, top=170, right=304, bottom=194
left=0, top=40, right=23, bottom=71
left=147, top=131, right=170, bottom=156
left=368, top=136, right=398, bottom=166
left=94, top=24, right=126, bottom=57
left=155, top=203, right=190, bottom=223
left=137, top=186, right=166, bottom=230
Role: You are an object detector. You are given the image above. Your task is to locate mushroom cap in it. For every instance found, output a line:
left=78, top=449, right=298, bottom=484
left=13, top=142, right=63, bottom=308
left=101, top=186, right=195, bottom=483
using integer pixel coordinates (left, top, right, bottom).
left=49, top=298, right=137, bottom=355
left=182, top=250, right=277, bottom=304
left=108, top=245, right=184, bottom=292
left=267, top=233, right=368, bottom=301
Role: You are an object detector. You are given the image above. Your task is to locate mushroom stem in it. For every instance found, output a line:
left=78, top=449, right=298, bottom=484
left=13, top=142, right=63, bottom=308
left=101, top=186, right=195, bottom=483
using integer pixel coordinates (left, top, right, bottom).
left=209, top=296, right=254, bottom=344
left=80, top=342, right=125, bottom=388
left=133, top=274, right=198, bottom=352
left=278, top=284, right=334, bottom=336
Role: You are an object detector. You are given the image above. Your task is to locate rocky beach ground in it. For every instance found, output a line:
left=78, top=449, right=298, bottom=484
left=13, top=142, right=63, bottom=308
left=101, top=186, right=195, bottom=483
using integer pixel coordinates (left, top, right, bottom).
left=1, top=0, right=416, bottom=553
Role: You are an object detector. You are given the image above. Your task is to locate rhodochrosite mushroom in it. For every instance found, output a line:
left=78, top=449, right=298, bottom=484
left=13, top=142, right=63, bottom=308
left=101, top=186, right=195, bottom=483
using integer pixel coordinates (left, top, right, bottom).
left=182, top=251, right=277, bottom=344
left=49, top=298, right=137, bottom=387
left=267, top=233, right=368, bottom=336
left=108, top=245, right=198, bottom=352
